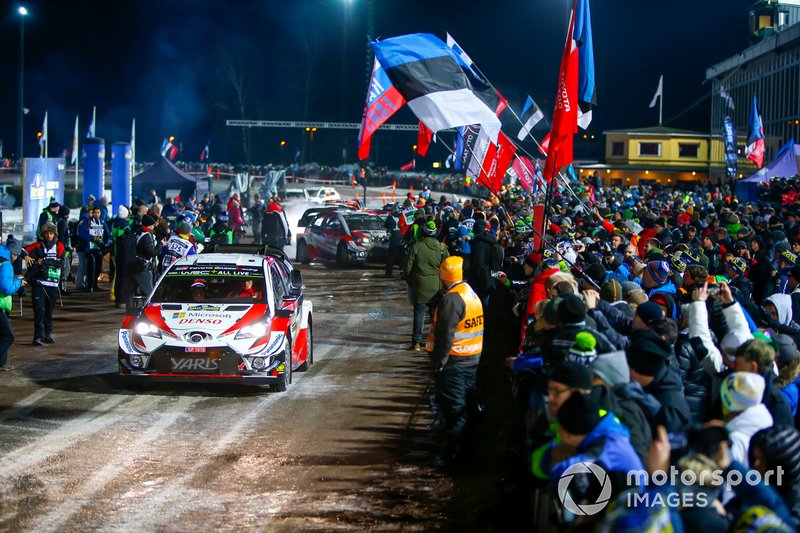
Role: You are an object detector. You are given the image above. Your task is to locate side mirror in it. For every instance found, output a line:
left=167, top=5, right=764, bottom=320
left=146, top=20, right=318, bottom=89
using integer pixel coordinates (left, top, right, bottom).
left=290, top=269, right=304, bottom=289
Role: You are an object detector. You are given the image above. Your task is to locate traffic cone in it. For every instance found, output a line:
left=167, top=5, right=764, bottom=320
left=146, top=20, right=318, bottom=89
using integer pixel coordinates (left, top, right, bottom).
left=355, top=192, right=359, bottom=200
left=381, top=192, right=386, bottom=203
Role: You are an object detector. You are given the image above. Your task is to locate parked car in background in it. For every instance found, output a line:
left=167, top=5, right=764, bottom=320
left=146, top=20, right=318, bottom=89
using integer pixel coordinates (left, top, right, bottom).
left=304, top=187, right=341, bottom=204
left=296, top=210, right=388, bottom=267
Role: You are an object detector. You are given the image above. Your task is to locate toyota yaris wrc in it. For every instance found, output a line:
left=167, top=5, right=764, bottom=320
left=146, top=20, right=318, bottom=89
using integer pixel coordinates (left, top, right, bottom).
left=118, top=252, right=313, bottom=391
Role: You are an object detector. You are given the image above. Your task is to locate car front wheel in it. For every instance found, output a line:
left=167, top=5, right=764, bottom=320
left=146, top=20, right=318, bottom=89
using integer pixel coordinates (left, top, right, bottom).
left=296, top=240, right=309, bottom=264
left=336, top=243, right=348, bottom=268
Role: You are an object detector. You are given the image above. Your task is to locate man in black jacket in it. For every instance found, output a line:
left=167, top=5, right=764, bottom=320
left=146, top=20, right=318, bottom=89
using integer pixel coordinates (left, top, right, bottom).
left=467, top=218, right=501, bottom=304
left=626, top=328, right=693, bottom=432
left=128, top=214, right=161, bottom=308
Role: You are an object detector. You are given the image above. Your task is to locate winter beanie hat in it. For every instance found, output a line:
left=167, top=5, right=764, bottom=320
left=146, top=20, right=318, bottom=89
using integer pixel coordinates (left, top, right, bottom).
left=566, top=332, right=598, bottom=365
left=721, top=372, right=765, bottom=415
left=557, top=392, right=602, bottom=435
left=600, top=279, right=623, bottom=303
left=626, top=329, right=670, bottom=376
left=646, top=260, right=671, bottom=285
left=590, top=350, right=630, bottom=387
left=5, top=235, right=22, bottom=256
left=558, top=294, right=587, bottom=325
left=549, top=361, right=592, bottom=390
left=423, top=221, right=437, bottom=237
left=635, top=301, right=664, bottom=326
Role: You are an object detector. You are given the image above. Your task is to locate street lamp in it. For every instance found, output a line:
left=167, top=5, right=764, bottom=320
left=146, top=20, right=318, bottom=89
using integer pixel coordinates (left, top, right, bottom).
left=17, top=5, right=28, bottom=163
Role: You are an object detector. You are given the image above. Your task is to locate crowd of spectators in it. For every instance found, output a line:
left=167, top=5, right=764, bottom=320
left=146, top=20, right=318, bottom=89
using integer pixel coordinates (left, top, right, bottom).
left=395, top=174, right=800, bottom=531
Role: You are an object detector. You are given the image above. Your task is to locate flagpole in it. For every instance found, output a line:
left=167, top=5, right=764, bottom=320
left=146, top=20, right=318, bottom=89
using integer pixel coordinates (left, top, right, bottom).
left=455, top=55, right=600, bottom=219
left=659, top=88, right=663, bottom=126
left=92, top=106, right=96, bottom=136
left=74, top=116, right=79, bottom=190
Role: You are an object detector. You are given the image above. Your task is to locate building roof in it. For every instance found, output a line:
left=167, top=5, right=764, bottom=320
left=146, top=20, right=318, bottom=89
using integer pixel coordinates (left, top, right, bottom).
left=706, top=21, right=800, bottom=79
left=602, top=126, right=708, bottom=137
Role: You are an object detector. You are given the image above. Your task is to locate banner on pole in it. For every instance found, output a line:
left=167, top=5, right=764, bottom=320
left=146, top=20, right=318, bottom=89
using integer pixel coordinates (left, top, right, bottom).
left=23, top=157, right=65, bottom=235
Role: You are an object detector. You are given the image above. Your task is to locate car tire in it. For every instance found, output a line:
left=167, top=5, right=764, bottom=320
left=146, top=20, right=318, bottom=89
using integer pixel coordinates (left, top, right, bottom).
left=272, top=339, right=292, bottom=392
left=296, top=240, right=309, bottom=264
left=336, top=242, right=348, bottom=268
left=298, top=321, right=312, bottom=371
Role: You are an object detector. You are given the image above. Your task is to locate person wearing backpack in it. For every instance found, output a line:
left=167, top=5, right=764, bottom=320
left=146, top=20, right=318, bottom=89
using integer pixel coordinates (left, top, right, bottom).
left=0, top=239, right=24, bottom=370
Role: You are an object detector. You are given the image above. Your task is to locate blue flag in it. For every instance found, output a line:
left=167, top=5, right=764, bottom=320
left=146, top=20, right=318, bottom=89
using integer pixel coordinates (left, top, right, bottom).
left=454, top=127, right=466, bottom=171
left=746, top=95, right=765, bottom=168
left=575, top=0, right=596, bottom=129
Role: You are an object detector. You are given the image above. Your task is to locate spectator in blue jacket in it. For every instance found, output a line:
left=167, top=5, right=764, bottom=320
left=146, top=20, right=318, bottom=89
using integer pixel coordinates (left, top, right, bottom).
left=546, top=392, right=643, bottom=494
left=0, top=240, right=24, bottom=371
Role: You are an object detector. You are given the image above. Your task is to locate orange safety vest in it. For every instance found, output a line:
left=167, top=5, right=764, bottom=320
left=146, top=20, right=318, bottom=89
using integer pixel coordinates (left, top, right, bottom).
left=426, top=282, right=484, bottom=357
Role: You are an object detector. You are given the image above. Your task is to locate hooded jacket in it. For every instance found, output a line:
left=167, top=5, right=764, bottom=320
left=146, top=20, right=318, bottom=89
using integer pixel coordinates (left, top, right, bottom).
left=547, top=413, right=644, bottom=489
left=0, top=245, right=22, bottom=311
left=726, top=403, right=773, bottom=467
left=403, top=236, right=448, bottom=304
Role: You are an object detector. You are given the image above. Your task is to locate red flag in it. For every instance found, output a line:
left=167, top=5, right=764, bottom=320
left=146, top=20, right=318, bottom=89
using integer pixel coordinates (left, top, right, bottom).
left=538, top=133, right=550, bottom=157
left=416, top=121, right=433, bottom=156
left=400, top=159, right=415, bottom=171
left=358, top=59, right=406, bottom=160
left=494, top=90, right=509, bottom=116
left=543, top=1, right=579, bottom=182
left=478, top=132, right=516, bottom=194
left=167, top=144, right=179, bottom=161
left=512, top=155, right=537, bottom=192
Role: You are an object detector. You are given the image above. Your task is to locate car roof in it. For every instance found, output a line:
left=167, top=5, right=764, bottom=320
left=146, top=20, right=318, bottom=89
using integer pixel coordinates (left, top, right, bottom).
left=173, top=253, right=269, bottom=268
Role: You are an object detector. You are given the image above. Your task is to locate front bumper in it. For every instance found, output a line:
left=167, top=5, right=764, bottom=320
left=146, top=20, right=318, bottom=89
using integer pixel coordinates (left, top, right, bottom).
left=118, top=347, right=286, bottom=384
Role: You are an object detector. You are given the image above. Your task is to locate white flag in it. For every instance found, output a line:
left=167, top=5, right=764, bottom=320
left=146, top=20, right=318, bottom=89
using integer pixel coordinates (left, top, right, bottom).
left=71, top=115, right=79, bottom=165
left=87, top=106, right=96, bottom=138
left=131, top=118, right=136, bottom=155
left=446, top=33, right=474, bottom=67
left=720, top=85, right=735, bottom=110
left=649, top=75, right=663, bottom=108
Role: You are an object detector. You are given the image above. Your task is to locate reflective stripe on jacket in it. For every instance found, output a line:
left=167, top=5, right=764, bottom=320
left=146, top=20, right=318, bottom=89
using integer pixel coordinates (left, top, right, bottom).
left=426, top=281, right=484, bottom=357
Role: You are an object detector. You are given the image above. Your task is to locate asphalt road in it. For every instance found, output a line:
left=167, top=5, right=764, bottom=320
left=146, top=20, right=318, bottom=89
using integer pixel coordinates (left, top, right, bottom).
left=0, top=258, right=526, bottom=532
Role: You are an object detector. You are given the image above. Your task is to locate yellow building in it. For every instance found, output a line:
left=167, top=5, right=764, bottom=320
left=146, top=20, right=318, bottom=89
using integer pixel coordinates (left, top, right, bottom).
left=585, top=126, right=712, bottom=186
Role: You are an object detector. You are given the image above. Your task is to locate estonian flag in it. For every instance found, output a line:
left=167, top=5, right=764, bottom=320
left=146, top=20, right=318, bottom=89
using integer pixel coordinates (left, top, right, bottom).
left=372, top=33, right=502, bottom=142
left=517, top=96, right=545, bottom=141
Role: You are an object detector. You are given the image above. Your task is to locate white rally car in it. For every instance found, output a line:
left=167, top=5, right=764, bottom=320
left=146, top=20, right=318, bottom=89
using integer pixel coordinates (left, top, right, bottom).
left=118, top=250, right=313, bottom=391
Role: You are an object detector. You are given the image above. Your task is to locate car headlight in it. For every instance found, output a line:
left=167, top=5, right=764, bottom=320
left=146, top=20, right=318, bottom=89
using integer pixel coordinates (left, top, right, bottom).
left=134, top=321, right=161, bottom=339
left=250, top=356, right=267, bottom=370
left=358, top=237, right=370, bottom=244
left=235, top=322, right=269, bottom=340
left=129, top=355, right=144, bottom=368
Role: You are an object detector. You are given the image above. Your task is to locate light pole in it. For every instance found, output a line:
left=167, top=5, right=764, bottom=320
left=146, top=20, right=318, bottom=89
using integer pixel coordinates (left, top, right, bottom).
left=17, top=5, right=27, bottom=164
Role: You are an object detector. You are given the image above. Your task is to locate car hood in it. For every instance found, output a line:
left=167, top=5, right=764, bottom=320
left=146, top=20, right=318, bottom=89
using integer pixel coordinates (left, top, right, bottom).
left=146, top=302, right=269, bottom=334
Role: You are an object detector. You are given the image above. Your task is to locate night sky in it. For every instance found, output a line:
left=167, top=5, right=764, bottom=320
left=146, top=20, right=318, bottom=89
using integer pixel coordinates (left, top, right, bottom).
left=0, top=0, right=755, bottom=167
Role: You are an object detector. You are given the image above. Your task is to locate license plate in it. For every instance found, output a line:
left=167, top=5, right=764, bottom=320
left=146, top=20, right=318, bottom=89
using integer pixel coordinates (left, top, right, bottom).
left=184, top=347, right=206, bottom=353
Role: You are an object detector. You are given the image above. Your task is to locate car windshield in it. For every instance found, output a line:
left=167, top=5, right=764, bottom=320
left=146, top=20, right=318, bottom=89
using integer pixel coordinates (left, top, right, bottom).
left=344, top=214, right=383, bottom=231
left=151, top=265, right=267, bottom=304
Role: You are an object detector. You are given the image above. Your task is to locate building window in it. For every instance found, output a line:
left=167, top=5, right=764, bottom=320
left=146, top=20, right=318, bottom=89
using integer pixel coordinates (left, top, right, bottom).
left=678, top=143, right=700, bottom=158
left=611, top=142, right=624, bottom=156
left=639, top=142, right=661, bottom=156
